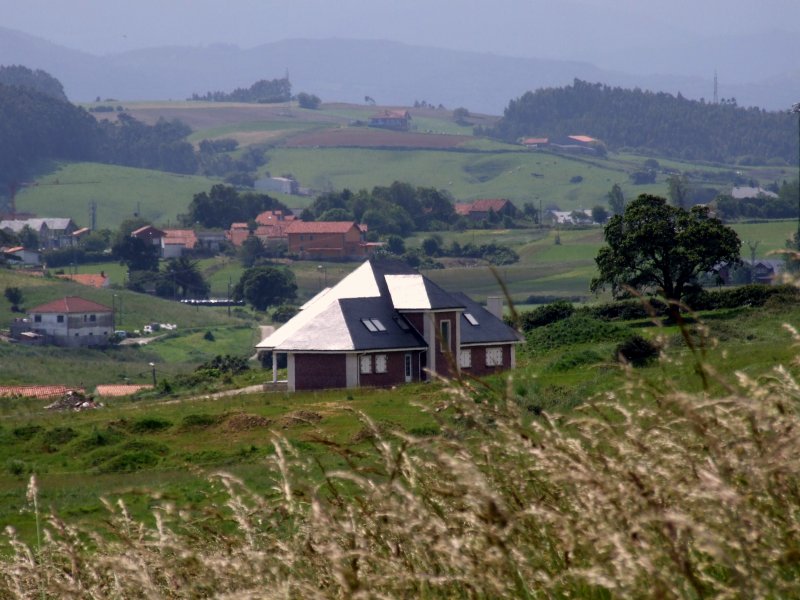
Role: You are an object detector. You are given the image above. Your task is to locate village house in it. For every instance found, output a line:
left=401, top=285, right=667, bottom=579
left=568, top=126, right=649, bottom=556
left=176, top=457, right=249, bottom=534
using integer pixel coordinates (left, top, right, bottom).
left=521, top=137, right=549, bottom=149
left=161, top=229, right=198, bottom=258
left=12, top=296, right=113, bottom=347
left=368, top=110, right=412, bottom=131
left=454, top=199, right=517, bottom=222
left=255, top=176, right=299, bottom=195
left=256, top=259, right=523, bottom=391
left=254, top=210, right=296, bottom=246
left=286, top=220, right=375, bottom=260
left=1, top=246, right=40, bottom=266
left=0, top=217, right=78, bottom=250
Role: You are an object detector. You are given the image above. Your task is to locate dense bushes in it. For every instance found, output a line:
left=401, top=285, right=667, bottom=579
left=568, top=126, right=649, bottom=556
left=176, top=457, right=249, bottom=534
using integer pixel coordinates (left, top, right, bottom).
left=526, top=315, right=630, bottom=353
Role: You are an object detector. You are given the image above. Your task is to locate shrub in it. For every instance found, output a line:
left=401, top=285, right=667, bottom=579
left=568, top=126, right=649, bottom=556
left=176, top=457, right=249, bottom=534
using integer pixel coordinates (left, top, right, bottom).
left=527, top=315, right=630, bottom=352
left=100, top=450, right=160, bottom=473
left=41, top=427, right=78, bottom=448
left=518, top=300, right=575, bottom=331
left=181, top=414, right=220, bottom=430
left=272, top=304, right=299, bottom=323
left=12, top=425, right=42, bottom=440
left=615, top=334, right=660, bottom=366
left=129, top=418, right=172, bottom=434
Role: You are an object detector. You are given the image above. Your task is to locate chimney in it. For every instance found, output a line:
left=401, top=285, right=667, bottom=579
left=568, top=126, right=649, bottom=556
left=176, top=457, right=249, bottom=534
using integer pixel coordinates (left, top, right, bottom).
left=486, top=296, right=503, bottom=320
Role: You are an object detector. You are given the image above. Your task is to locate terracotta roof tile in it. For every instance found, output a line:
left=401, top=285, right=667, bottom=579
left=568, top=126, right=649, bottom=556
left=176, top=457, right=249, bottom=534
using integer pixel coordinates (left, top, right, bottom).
left=95, top=384, right=153, bottom=397
left=286, top=221, right=360, bottom=234
left=0, top=385, right=85, bottom=398
left=29, top=296, right=112, bottom=314
left=162, top=229, right=198, bottom=249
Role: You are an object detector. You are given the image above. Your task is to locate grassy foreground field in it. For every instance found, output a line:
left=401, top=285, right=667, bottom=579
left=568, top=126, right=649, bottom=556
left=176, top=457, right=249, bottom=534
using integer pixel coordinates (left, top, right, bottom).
left=2, top=293, right=800, bottom=596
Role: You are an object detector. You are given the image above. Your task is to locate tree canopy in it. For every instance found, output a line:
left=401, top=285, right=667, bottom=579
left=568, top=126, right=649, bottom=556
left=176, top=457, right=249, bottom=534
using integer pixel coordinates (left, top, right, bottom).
left=590, top=194, right=741, bottom=315
left=485, top=79, right=797, bottom=164
left=233, top=266, right=297, bottom=312
left=182, top=185, right=289, bottom=229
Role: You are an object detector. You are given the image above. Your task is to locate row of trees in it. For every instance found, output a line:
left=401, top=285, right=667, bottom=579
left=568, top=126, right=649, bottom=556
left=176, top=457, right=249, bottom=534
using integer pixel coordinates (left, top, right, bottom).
left=190, top=77, right=292, bottom=103
left=181, top=184, right=290, bottom=229
left=301, top=182, right=457, bottom=237
left=486, top=79, right=797, bottom=164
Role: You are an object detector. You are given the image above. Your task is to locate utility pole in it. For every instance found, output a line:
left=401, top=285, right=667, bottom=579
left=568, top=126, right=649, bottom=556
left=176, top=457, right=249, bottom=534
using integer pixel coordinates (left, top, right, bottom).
left=794, top=102, right=800, bottom=250
left=227, top=275, right=232, bottom=317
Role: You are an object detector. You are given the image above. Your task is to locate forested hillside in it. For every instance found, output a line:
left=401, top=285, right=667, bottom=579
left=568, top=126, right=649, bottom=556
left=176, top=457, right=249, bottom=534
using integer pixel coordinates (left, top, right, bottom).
left=0, top=64, right=67, bottom=100
left=486, top=79, right=797, bottom=164
left=190, top=77, right=291, bottom=103
left=0, top=73, right=199, bottom=188
left=0, top=82, right=98, bottom=183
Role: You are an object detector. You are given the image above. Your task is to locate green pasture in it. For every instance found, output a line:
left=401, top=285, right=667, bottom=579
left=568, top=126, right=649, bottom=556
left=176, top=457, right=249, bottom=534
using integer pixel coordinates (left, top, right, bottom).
left=262, top=146, right=672, bottom=211
left=16, top=162, right=218, bottom=230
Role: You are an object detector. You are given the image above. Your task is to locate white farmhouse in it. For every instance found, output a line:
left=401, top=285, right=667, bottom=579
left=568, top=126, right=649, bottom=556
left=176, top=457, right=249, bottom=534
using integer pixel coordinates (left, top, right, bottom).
left=26, top=296, right=113, bottom=347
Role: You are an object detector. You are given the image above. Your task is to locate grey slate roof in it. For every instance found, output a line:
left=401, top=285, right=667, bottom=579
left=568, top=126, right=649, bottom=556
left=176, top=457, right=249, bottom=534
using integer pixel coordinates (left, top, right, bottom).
left=450, top=292, right=525, bottom=346
left=257, top=258, right=521, bottom=353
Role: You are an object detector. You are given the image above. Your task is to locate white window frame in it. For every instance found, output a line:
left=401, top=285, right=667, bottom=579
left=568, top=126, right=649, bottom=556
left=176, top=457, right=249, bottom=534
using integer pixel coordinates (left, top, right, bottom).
left=360, top=355, right=372, bottom=374
left=459, top=349, right=472, bottom=369
left=375, top=354, right=388, bottom=373
left=485, top=347, right=503, bottom=367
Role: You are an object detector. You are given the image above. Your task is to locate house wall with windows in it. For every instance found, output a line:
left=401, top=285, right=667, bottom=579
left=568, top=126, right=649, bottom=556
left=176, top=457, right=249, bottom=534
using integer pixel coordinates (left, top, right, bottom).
left=26, top=297, right=113, bottom=347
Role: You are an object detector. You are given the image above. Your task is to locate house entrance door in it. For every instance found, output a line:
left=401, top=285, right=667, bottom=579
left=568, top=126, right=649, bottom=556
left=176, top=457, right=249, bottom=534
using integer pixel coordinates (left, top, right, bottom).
left=404, top=353, right=413, bottom=382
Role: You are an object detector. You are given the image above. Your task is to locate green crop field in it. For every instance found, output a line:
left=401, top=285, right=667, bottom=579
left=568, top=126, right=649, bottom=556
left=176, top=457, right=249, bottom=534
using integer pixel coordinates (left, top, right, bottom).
left=15, top=162, right=218, bottom=230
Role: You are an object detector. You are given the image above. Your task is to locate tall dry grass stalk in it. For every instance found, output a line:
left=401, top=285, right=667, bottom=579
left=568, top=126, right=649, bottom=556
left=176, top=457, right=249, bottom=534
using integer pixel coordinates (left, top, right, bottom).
left=3, top=326, right=800, bottom=598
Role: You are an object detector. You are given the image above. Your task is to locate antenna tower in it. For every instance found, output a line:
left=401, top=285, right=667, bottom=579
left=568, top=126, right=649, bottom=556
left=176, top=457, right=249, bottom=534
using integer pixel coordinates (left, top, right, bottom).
left=713, top=70, right=719, bottom=104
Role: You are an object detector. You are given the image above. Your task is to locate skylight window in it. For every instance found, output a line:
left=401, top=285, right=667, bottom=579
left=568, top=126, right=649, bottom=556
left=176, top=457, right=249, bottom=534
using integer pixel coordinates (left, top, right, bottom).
left=361, top=318, right=387, bottom=332
left=464, top=313, right=479, bottom=326
left=394, top=316, right=410, bottom=331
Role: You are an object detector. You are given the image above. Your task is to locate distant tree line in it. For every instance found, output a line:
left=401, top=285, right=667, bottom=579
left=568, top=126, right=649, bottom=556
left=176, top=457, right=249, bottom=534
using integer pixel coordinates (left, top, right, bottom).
left=300, top=182, right=458, bottom=237
left=190, top=77, right=291, bottom=104
left=180, top=184, right=290, bottom=229
left=483, top=79, right=797, bottom=164
left=0, top=71, right=272, bottom=190
left=0, top=65, right=67, bottom=101
left=714, top=180, right=800, bottom=220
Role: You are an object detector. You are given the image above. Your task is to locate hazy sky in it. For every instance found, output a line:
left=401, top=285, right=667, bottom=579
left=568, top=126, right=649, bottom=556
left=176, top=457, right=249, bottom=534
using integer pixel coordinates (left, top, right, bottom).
left=3, top=0, right=799, bottom=59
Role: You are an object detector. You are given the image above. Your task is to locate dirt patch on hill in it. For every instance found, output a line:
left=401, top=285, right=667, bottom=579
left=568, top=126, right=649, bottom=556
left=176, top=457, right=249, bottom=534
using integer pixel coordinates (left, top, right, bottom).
left=224, top=412, right=273, bottom=432
left=284, top=127, right=471, bottom=149
left=276, top=410, right=323, bottom=429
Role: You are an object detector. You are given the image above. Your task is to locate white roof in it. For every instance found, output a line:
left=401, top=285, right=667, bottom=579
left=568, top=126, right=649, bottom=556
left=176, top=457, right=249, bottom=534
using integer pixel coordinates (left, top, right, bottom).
left=257, top=261, right=381, bottom=350
left=385, top=274, right=431, bottom=310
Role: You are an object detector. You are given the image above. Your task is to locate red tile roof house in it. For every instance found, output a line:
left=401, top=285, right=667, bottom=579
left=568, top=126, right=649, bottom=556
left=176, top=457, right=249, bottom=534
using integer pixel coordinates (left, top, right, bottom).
left=161, top=229, right=198, bottom=258
left=256, top=259, right=523, bottom=391
left=226, top=222, right=251, bottom=247
left=131, top=225, right=166, bottom=247
left=454, top=199, right=517, bottom=222
left=20, top=296, right=114, bottom=347
left=286, top=221, right=374, bottom=260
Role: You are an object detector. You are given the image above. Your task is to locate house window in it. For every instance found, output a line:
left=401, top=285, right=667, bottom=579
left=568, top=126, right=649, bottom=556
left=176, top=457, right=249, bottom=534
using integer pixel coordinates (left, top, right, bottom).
left=394, top=316, right=410, bottom=331
left=90, top=314, right=96, bottom=322
left=375, top=354, right=388, bottom=373
left=361, top=318, right=387, bottom=332
left=459, top=349, right=472, bottom=369
left=486, top=347, right=503, bottom=367
left=34, top=315, right=41, bottom=323
left=360, top=355, right=372, bottom=374
left=57, top=315, right=64, bottom=323
left=440, top=320, right=451, bottom=352
left=464, top=313, right=479, bottom=326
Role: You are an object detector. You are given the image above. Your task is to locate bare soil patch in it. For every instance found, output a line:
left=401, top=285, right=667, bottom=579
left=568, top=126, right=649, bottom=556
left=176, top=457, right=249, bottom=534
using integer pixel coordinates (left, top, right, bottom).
left=224, top=412, right=273, bottom=432
left=276, top=410, right=323, bottom=429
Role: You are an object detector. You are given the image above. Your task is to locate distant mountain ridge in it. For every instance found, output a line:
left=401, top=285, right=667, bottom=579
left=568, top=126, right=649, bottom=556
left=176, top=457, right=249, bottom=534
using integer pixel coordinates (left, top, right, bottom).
left=0, top=27, right=798, bottom=114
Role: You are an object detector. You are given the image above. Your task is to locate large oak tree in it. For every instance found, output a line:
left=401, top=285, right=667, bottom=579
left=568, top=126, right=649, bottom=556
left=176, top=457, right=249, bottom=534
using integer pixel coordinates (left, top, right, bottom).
left=591, top=194, right=741, bottom=317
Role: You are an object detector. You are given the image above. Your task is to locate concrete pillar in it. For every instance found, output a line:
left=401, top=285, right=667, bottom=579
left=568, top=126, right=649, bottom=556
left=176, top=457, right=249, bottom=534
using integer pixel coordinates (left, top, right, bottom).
left=272, top=352, right=278, bottom=383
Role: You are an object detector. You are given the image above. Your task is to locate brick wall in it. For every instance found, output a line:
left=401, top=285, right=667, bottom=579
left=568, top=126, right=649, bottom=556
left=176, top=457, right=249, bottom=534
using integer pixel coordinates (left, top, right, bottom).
left=359, top=351, right=422, bottom=387
left=294, top=354, right=347, bottom=390
left=461, top=345, right=513, bottom=376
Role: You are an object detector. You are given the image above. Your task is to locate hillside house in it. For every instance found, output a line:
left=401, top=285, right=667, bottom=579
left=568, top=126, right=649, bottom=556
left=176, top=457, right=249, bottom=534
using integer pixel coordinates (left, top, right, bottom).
left=14, top=296, right=113, bottom=347
left=226, top=223, right=251, bottom=247
left=368, top=110, right=412, bottom=131
left=286, top=221, right=374, bottom=260
left=161, top=229, right=198, bottom=258
left=255, top=177, right=299, bottom=195
left=730, top=186, right=779, bottom=200
left=1, top=246, right=40, bottom=266
left=256, top=259, right=523, bottom=391
left=521, top=137, right=549, bottom=148
left=0, top=218, right=78, bottom=250
left=131, top=225, right=165, bottom=247
left=254, top=210, right=296, bottom=245
left=455, top=199, right=517, bottom=222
